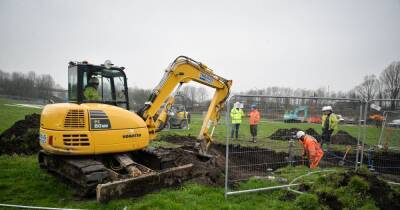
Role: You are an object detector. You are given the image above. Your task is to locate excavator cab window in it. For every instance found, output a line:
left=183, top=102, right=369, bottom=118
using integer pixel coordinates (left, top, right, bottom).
left=68, top=62, right=130, bottom=109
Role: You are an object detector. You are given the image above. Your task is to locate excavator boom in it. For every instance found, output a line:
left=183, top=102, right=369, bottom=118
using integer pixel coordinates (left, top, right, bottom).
left=138, top=56, right=232, bottom=150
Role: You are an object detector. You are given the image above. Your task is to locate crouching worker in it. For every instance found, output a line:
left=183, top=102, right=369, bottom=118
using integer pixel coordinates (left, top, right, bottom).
left=296, top=131, right=324, bottom=169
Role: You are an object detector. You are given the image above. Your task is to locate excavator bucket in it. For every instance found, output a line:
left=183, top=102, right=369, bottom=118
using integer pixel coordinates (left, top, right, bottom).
left=96, top=164, right=193, bottom=203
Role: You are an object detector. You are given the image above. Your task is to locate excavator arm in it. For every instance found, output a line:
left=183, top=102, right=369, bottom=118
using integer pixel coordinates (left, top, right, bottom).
left=138, top=56, right=232, bottom=151
left=154, top=95, right=175, bottom=131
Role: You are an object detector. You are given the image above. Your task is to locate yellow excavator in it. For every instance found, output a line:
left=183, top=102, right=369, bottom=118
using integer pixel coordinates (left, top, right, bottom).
left=38, top=56, right=231, bottom=202
left=156, top=96, right=191, bottom=130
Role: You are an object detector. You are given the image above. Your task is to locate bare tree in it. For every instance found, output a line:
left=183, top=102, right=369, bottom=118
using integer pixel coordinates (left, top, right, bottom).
left=181, top=85, right=197, bottom=107
left=355, top=74, right=378, bottom=101
left=196, top=87, right=208, bottom=102
left=380, top=61, right=400, bottom=110
left=128, top=87, right=152, bottom=111
left=0, top=69, right=59, bottom=100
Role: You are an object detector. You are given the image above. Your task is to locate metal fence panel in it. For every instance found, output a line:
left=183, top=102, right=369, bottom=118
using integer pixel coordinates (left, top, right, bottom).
left=225, top=95, right=364, bottom=196
left=361, top=99, right=400, bottom=177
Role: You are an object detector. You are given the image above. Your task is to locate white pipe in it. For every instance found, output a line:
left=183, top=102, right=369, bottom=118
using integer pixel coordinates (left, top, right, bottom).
left=287, top=169, right=337, bottom=194
left=226, top=183, right=302, bottom=195
left=0, top=203, right=85, bottom=210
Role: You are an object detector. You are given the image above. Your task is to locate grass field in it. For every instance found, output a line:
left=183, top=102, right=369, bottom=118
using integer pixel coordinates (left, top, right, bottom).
left=0, top=98, right=394, bottom=209
left=1, top=153, right=329, bottom=209
left=0, top=98, right=41, bottom=132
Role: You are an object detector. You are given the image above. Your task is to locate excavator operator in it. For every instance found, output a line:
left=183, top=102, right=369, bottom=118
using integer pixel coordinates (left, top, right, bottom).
left=84, top=76, right=101, bottom=100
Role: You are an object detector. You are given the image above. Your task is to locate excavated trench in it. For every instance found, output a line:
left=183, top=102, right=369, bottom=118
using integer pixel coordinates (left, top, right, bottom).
left=159, top=135, right=303, bottom=184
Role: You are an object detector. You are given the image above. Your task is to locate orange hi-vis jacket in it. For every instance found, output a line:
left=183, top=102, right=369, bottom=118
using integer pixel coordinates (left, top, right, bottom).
left=300, top=135, right=324, bottom=168
left=249, top=110, right=260, bottom=125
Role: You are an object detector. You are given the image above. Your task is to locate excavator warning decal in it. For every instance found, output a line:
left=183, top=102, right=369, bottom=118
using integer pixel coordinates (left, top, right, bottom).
left=89, top=110, right=111, bottom=130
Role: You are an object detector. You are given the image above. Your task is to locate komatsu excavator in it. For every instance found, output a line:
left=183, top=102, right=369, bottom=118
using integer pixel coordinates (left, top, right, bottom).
left=38, top=56, right=231, bottom=202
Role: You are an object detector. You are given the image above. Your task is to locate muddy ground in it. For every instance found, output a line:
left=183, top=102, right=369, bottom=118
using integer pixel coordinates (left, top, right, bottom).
left=160, top=134, right=303, bottom=185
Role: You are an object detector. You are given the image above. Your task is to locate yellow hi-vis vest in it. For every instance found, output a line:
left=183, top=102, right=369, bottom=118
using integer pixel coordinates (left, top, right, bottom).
left=230, top=108, right=244, bottom=124
left=84, top=87, right=101, bottom=100
left=322, top=113, right=338, bottom=131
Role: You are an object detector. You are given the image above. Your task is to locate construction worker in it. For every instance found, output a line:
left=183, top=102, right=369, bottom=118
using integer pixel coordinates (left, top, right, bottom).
left=249, top=104, right=260, bottom=143
left=230, top=102, right=244, bottom=139
left=296, top=131, right=324, bottom=169
left=321, top=106, right=338, bottom=148
left=84, top=77, right=101, bottom=100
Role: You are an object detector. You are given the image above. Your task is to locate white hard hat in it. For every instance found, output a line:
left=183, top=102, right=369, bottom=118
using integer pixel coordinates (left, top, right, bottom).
left=296, top=131, right=305, bottom=139
left=322, top=106, right=332, bottom=112
left=234, top=102, right=240, bottom=108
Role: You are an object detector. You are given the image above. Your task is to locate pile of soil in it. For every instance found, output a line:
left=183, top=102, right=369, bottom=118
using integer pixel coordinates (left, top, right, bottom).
left=0, top=114, right=40, bottom=155
left=331, top=130, right=359, bottom=145
left=269, top=128, right=301, bottom=140
left=269, top=128, right=360, bottom=146
left=159, top=135, right=302, bottom=185
left=305, top=128, right=322, bottom=142
left=173, top=146, right=226, bottom=186
left=158, top=135, right=225, bottom=185
left=159, top=135, right=226, bottom=185
left=269, top=128, right=321, bottom=141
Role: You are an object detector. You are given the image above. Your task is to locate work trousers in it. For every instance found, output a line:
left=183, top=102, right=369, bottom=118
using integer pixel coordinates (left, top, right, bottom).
left=321, top=130, right=333, bottom=149
left=309, top=154, right=323, bottom=169
left=250, top=125, right=258, bottom=137
left=231, top=123, right=240, bottom=139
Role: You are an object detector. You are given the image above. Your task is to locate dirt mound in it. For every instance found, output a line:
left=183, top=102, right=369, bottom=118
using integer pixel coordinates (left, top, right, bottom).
left=155, top=135, right=225, bottom=186
left=269, top=128, right=360, bottom=146
left=0, top=114, right=40, bottom=155
left=269, top=128, right=300, bottom=140
left=305, top=128, right=322, bottom=141
left=173, top=146, right=226, bottom=186
left=299, top=169, right=400, bottom=210
left=269, top=128, right=321, bottom=141
left=331, top=130, right=359, bottom=145
left=159, top=135, right=302, bottom=184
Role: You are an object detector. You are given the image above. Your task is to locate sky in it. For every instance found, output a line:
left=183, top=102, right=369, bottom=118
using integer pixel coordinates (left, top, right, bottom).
left=0, top=0, right=399, bottom=93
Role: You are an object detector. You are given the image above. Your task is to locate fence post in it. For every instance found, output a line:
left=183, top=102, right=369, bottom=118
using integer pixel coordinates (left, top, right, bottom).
left=360, top=100, right=369, bottom=166
left=355, top=101, right=363, bottom=171
left=288, top=140, right=295, bottom=166
left=224, top=96, right=232, bottom=198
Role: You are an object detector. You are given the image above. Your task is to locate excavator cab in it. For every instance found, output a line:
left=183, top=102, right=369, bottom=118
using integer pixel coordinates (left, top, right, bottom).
left=67, top=61, right=130, bottom=109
